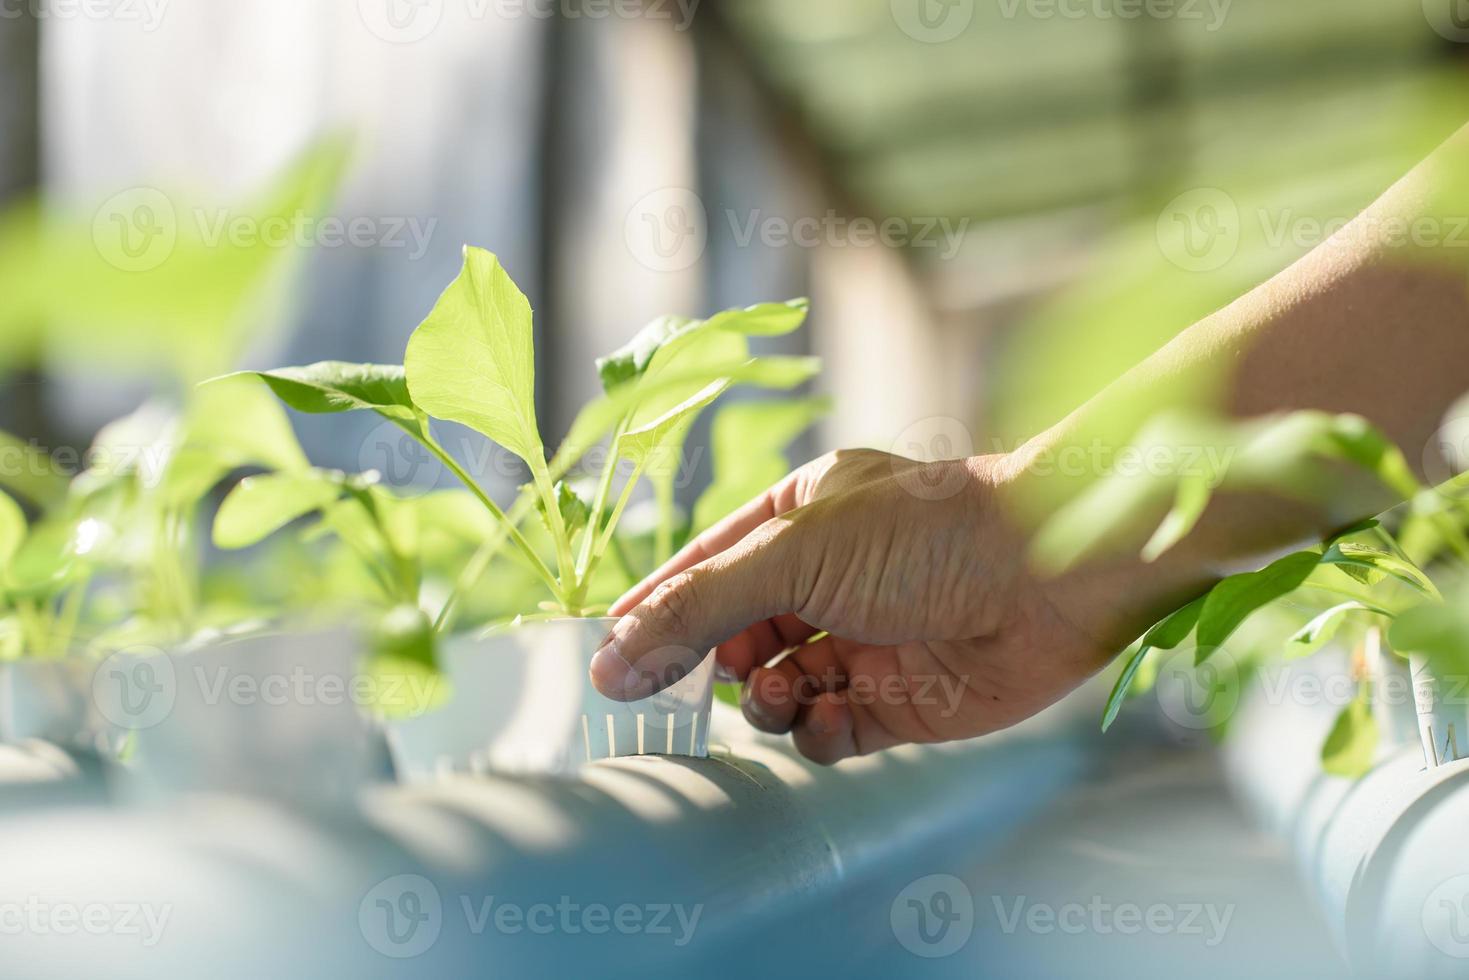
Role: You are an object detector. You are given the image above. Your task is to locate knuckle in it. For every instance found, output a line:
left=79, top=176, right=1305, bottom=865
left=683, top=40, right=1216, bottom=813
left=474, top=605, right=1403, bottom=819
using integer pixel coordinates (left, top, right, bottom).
left=645, top=573, right=701, bottom=638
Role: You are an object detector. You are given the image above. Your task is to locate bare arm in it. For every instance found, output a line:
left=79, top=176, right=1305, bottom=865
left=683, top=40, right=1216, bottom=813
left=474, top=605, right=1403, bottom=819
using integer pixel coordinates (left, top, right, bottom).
left=591, top=123, right=1469, bottom=765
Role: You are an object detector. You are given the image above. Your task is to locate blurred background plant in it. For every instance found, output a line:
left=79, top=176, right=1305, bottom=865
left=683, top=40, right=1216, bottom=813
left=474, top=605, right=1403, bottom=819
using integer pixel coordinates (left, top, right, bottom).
left=1, top=1, right=1467, bottom=689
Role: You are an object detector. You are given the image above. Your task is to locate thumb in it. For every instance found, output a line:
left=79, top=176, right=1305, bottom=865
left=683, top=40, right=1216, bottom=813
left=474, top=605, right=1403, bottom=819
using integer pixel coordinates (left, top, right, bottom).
left=589, top=523, right=802, bottom=701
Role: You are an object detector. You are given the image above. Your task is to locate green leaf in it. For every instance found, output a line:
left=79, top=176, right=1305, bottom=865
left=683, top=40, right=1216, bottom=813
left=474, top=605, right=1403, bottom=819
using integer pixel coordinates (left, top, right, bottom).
left=183, top=374, right=313, bottom=475
left=1322, top=414, right=1421, bottom=500
left=1100, top=595, right=1205, bottom=732
left=218, top=361, right=417, bottom=421
left=595, top=299, right=809, bottom=391
left=551, top=356, right=822, bottom=481
left=713, top=682, right=741, bottom=708
left=213, top=471, right=344, bottom=549
left=404, top=246, right=543, bottom=466
left=0, top=488, right=25, bottom=568
left=1389, top=601, right=1469, bottom=674
left=1286, top=601, right=1379, bottom=659
left=1320, top=542, right=1437, bottom=597
left=535, top=481, right=590, bottom=537
left=366, top=606, right=448, bottom=720
left=1196, top=551, right=1321, bottom=662
left=1141, top=472, right=1212, bottom=563
left=1320, top=693, right=1379, bottom=779
left=0, top=428, right=67, bottom=507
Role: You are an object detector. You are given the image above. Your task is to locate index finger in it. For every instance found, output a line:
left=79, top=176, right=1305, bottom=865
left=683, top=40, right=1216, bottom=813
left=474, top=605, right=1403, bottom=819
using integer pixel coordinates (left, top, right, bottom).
left=609, top=476, right=792, bottom=616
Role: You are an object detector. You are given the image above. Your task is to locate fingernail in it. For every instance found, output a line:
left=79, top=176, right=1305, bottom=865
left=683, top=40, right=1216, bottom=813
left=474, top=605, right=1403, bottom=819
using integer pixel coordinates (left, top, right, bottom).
left=741, top=689, right=774, bottom=728
left=589, top=639, right=642, bottom=700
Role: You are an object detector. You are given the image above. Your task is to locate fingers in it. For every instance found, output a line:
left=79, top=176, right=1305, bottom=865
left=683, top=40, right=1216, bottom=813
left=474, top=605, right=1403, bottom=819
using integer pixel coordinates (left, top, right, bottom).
left=792, top=694, right=906, bottom=766
left=590, top=518, right=804, bottom=701
left=607, top=476, right=795, bottom=617
left=714, top=613, right=820, bottom=681
left=741, top=638, right=918, bottom=766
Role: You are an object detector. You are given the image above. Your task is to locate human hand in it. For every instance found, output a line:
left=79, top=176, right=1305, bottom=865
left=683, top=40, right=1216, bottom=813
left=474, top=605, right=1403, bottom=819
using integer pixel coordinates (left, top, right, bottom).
left=589, top=449, right=1166, bottom=765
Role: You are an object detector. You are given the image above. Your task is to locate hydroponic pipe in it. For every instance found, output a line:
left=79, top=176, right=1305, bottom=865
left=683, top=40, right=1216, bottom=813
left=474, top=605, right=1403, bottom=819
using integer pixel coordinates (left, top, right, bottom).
left=1221, top=650, right=1469, bottom=979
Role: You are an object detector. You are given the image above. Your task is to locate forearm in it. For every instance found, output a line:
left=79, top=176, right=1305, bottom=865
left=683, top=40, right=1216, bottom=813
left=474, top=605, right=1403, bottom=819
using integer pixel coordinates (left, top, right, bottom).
left=1002, top=123, right=1469, bottom=647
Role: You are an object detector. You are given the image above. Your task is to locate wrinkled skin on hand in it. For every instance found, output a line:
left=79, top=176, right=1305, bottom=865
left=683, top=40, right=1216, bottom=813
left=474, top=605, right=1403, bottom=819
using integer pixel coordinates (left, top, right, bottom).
left=593, top=450, right=1153, bottom=765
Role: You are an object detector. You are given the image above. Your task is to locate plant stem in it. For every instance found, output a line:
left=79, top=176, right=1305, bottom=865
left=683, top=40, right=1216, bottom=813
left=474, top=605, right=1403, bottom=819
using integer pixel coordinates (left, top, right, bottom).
left=529, top=461, right=577, bottom=601
left=588, top=465, right=644, bottom=580
left=577, top=419, right=628, bottom=577
left=417, top=430, right=564, bottom=603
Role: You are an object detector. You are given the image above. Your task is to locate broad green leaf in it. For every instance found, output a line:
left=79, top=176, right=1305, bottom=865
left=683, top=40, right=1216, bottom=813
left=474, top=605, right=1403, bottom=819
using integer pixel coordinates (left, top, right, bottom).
left=619, top=380, right=729, bottom=472
left=0, top=489, right=24, bottom=568
left=1320, top=542, right=1437, bottom=597
left=1320, top=693, right=1379, bottom=779
left=404, top=247, right=542, bottom=465
left=595, top=298, right=809, bottom=391
left=2, top=517, right=89, bottom=601
left=551, top=356, right=822, bottom=480
left=219, top=362, right=417, bottom=421
left=1195, top=551, right=1321, bottom=663
left=213, top=471, right=343, bottom=549
left=693, top=396, right=830, bottom=531
left=1100, top=595, right=1205, bottom=732
left=1141, top=472, right=1211, bottom=563
left=713, top=683, right=741, bottom=708
left=1286, top=601, right=1380, bottom=659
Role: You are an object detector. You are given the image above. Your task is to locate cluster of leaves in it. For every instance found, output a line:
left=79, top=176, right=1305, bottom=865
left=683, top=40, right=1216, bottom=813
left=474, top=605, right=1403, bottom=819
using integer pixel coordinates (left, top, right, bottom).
left=0, top=141, right=349, bottom=662
left=214, top=246, right=823, bottom=645
left=1035, top=405, right=1469, bottom=779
